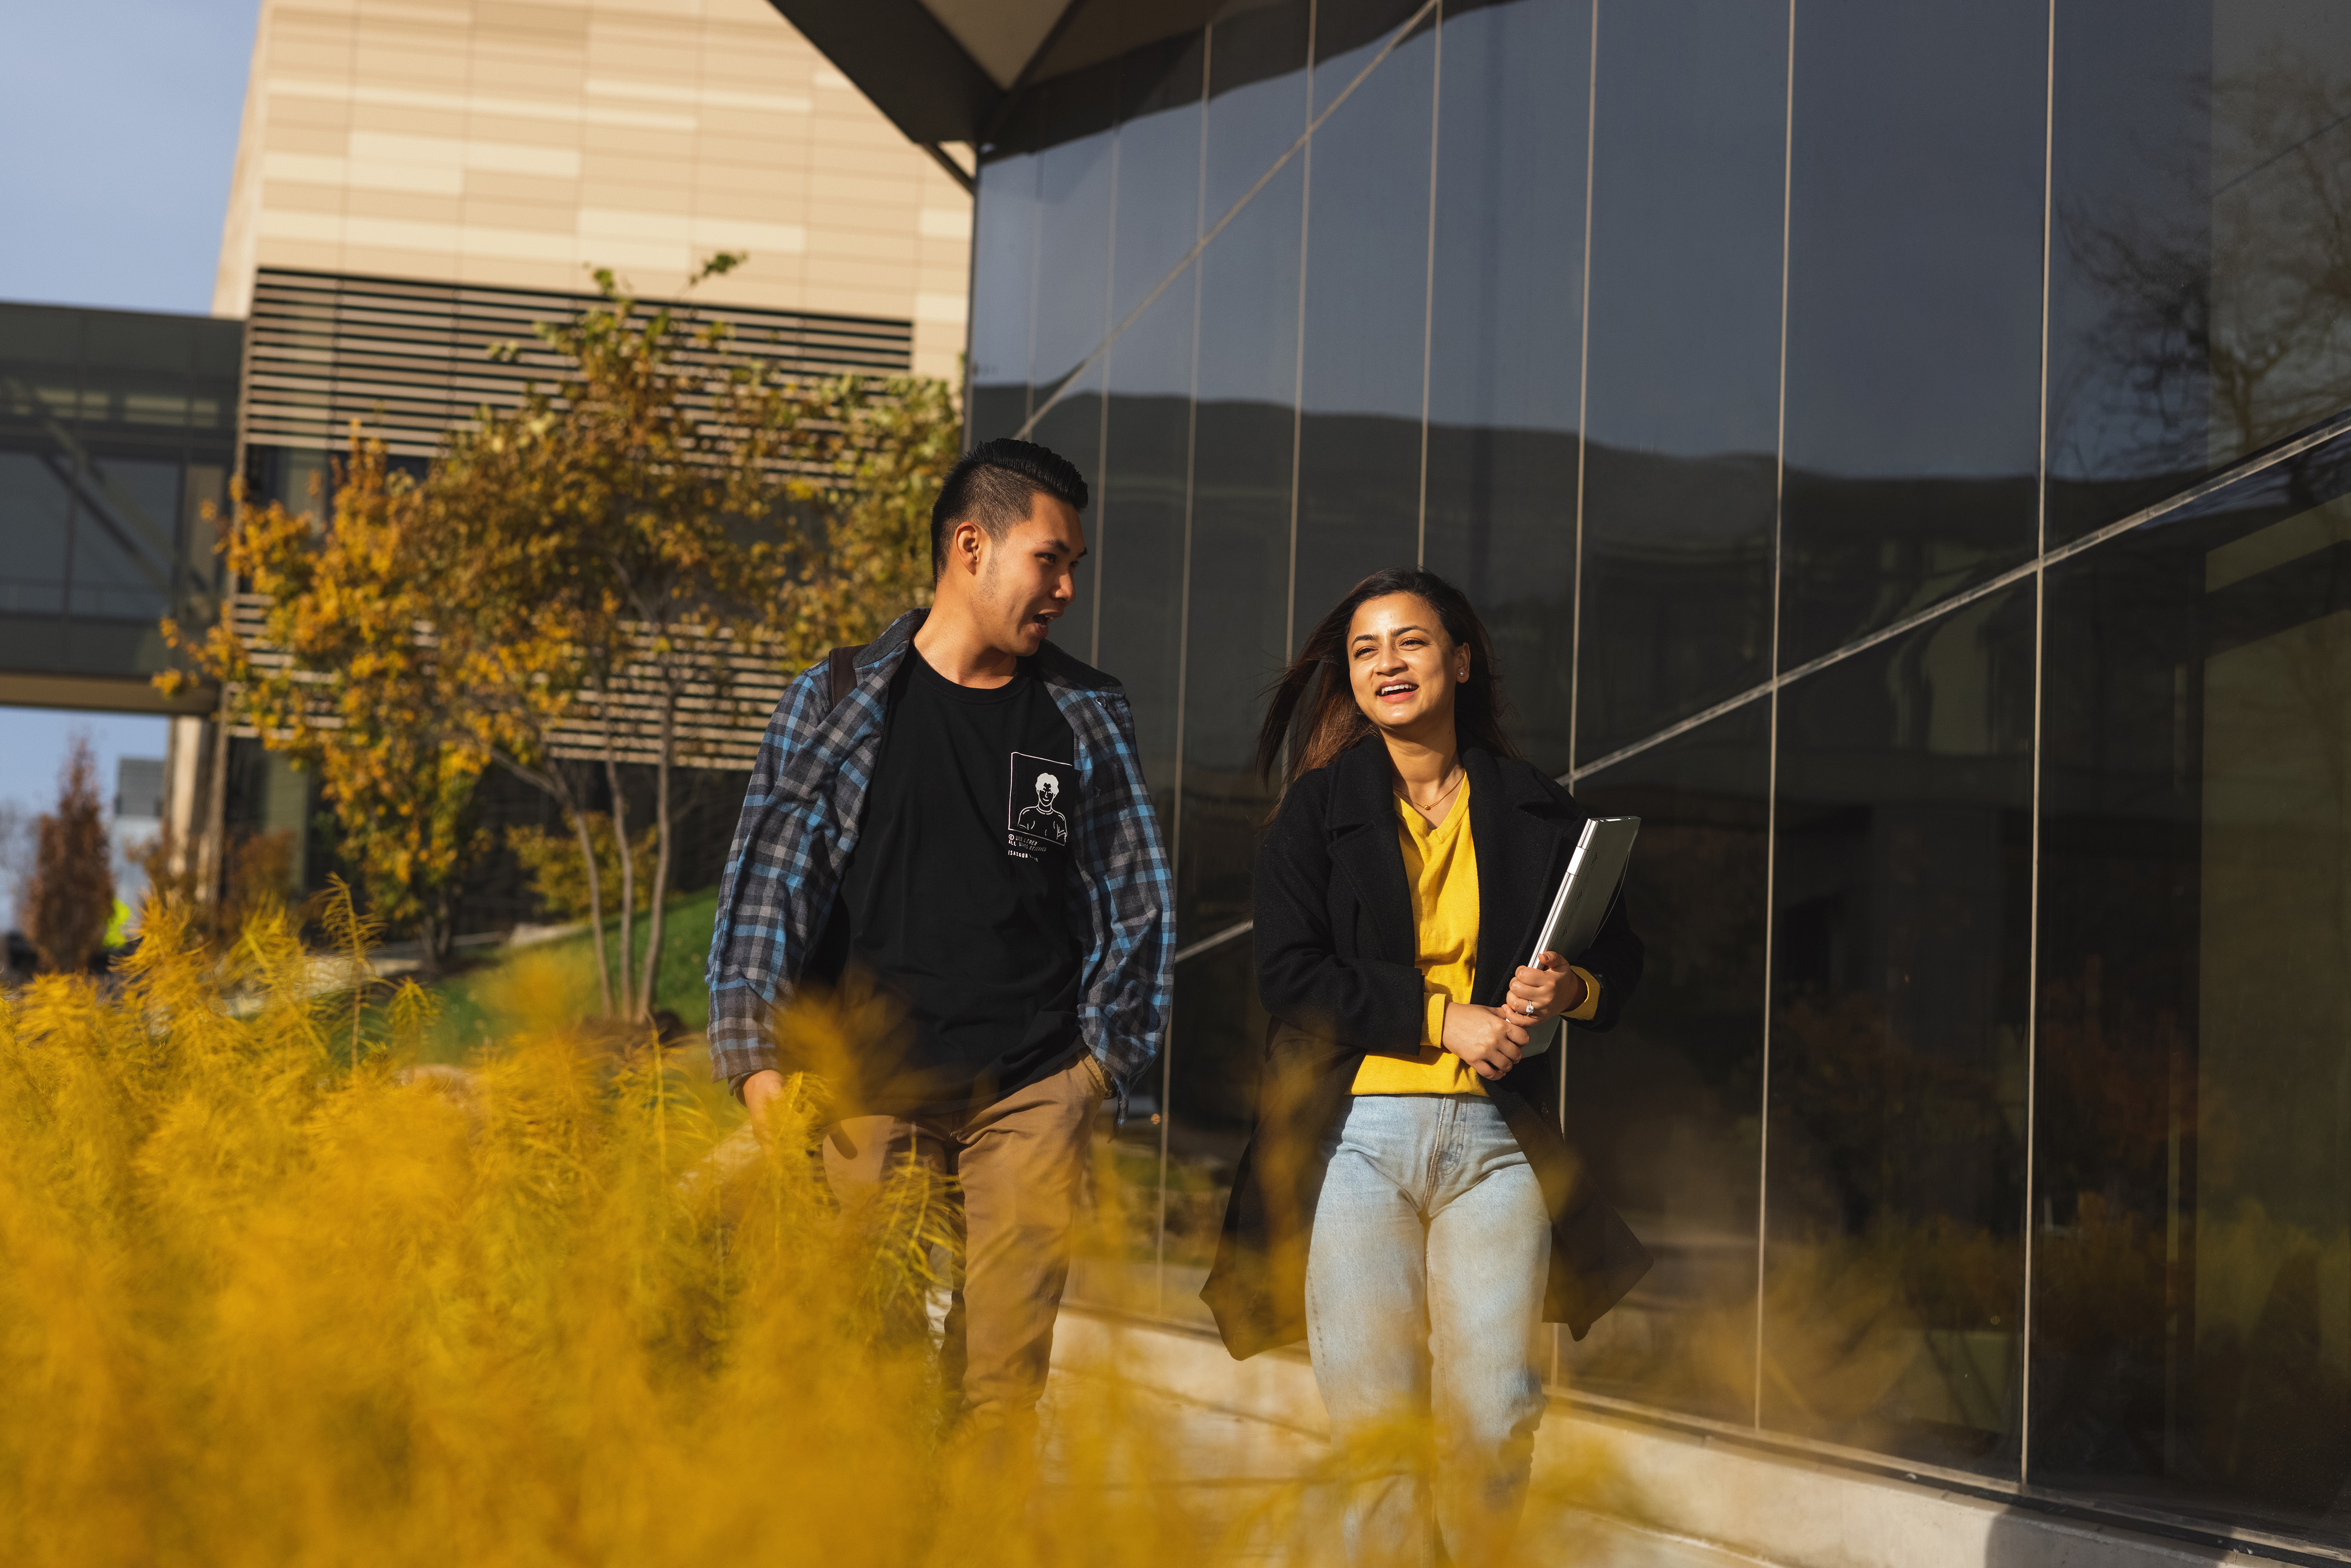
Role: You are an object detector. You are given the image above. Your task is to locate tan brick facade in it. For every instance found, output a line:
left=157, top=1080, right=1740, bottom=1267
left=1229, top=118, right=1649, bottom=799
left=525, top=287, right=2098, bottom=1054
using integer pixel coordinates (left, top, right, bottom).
left=214, top=0, right=971, bottom=381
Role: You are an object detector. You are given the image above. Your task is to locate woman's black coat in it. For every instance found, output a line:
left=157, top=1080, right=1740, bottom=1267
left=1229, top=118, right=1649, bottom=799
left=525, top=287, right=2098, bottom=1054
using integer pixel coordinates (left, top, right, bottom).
left=1199, top=735, right=1651, bottom=1360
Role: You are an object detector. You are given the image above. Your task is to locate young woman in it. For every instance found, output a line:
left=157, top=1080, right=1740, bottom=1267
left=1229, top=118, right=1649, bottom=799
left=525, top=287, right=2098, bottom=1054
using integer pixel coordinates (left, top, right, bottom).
left=1201, top=567, right=1647, bottom=1567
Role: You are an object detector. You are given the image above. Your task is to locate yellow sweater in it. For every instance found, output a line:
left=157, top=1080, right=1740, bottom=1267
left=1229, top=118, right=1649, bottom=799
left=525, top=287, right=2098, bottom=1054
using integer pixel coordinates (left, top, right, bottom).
left=1350, top=777, right=1600, bottom=1095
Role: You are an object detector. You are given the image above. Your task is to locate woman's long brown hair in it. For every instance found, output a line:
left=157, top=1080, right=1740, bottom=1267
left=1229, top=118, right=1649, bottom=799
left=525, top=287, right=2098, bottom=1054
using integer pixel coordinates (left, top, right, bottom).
left=1255, top=566, right=1518, bottom=797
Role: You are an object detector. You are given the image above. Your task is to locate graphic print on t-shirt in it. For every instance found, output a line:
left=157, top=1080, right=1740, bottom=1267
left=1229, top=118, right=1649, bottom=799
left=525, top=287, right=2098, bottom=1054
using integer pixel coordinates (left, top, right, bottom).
left=1007, top=751, right=1076, bottom=858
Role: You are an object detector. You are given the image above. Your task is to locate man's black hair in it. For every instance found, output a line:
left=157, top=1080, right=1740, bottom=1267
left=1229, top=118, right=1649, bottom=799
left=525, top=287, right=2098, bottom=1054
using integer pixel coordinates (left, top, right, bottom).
left=930, top=438, right=1090, bottom=577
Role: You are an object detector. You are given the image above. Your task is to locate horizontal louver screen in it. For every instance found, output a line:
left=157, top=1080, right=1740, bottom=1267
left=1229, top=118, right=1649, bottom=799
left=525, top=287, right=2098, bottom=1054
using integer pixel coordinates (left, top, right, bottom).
left=225, top=592, right=795, bottom=770
left=242, top=268, right=912, bottom=458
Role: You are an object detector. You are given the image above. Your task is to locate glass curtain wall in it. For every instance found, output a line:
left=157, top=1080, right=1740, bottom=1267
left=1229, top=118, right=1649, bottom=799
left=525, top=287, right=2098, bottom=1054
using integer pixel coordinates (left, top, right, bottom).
left=971, top=0, right=2351, bottom=1546
left=0, top=305, right=239, bottom=681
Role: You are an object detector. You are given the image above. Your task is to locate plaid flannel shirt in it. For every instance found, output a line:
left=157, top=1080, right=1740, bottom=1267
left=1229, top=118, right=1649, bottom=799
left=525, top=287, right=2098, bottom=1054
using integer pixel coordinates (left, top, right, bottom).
left=705, top=609, right=1174, bottom=1096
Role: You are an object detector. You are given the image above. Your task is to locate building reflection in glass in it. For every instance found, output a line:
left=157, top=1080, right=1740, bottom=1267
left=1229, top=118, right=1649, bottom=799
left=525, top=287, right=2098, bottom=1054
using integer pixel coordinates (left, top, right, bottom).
left=1778, top=0, right=2046, bottom=670
left=1566, top=699, right=1771, bottom=1423
left=2048, top=0, right=2351, bottom=544
left=1422, top=0, right=1589, bottom=773
left=2034, top=435, right=2351, bottom=1533
left=1290, top=0, right=1435, bottom=633
left=1765, top=584, right=2035, bottom=1472
left=970, top=0, right=2351, bottom=1545
left=1573, top=0, right=1781, bottom=766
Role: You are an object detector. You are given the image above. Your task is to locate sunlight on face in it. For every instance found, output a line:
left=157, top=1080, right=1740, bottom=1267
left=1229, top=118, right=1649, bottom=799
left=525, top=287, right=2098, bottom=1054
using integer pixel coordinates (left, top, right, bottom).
left=1347, top=592, right=1467, bottom=741
left=971, top=494, right=1087, bottom=658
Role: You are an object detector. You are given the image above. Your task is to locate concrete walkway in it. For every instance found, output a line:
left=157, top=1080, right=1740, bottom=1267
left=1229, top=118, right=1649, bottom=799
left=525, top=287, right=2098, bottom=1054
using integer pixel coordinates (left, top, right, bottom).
left=1041, top=1309, right=1785, bottom=1568
left=1042, top=1310, right=2243, bottom=1568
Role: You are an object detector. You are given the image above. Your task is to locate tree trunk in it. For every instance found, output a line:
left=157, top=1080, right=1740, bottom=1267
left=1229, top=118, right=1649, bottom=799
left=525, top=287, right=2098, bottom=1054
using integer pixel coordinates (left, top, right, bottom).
left=570, top=799, right=613, bottom=1015
left=201, top=698, right=233, bottom=905
left=493, top=752, right=612, bottom=1015
left=415, top=909, right=445, bottom=982
left=603, top=721, right=637, bottom=1019
left=638, top=691, right=676, bottom=1026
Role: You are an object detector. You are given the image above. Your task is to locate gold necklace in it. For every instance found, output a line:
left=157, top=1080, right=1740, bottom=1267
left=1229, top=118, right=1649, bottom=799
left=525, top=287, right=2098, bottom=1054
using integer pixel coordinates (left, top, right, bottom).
left=1400, top=765, right=1464, bottom=819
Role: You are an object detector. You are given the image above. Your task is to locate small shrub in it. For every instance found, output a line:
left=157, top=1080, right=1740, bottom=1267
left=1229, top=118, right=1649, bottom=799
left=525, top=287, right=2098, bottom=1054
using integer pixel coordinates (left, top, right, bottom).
left=23, top=737, right=111, bottom=973
left=132, top=827, right=301, bottom=945
left=507, top=814, right=656, bottom=924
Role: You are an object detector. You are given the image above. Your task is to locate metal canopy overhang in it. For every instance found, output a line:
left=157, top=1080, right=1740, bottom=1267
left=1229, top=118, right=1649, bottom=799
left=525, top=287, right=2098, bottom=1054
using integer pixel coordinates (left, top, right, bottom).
left=768, top=0, right=1012, bottom=150
left=766, top=0, right=1226, bottom=168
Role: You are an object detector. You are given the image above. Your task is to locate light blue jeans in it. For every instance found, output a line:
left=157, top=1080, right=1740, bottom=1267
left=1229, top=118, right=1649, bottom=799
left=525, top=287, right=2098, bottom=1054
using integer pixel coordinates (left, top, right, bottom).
left=1305, top=1093, right=1552, bottom=1568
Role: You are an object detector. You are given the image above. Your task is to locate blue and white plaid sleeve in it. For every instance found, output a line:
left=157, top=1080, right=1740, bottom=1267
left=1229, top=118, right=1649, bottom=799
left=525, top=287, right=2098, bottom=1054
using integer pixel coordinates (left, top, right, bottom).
left=1065, top=686, right=1175, bottom=1088
left=705, top=658, right=828, bottom=1086
left=704, top=658, right=856, bottom=1085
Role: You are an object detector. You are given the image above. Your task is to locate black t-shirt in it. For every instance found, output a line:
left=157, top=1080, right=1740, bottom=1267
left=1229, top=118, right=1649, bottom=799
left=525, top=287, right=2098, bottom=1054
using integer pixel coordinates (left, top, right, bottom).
left=837, top=647, right=1085, bottom=1115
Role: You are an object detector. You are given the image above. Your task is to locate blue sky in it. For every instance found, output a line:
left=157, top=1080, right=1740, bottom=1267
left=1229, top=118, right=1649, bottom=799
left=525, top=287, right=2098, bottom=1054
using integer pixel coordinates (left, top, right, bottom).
left=0, top=0, right=260, bottom=868
left=0, top=0, right=261, bottom=314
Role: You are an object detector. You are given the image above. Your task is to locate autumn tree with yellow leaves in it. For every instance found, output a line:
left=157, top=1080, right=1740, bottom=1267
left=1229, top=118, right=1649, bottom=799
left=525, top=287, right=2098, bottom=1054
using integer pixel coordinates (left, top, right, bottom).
left=770, top=368, right=951, bottom=653
left=430, top=259, right=806, bottom=1017
left=165, top=441, right=485, bottom=976
left=167, top=257, right=959, bottom=1006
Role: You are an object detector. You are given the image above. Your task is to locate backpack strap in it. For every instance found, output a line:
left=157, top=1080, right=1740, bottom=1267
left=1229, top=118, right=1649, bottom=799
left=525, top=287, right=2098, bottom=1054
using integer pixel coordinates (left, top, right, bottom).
left=822, top=643, right=866, bottom=714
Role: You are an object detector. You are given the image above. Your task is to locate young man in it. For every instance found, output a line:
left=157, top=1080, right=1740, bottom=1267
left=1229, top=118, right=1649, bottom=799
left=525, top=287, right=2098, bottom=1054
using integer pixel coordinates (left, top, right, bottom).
left=706, top=437, right=1173, bottom=1437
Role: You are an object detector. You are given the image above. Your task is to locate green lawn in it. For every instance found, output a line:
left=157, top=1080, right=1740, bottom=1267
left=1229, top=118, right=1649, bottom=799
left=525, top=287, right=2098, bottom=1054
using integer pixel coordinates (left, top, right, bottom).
left=415, top=888, right=720, bottom=1064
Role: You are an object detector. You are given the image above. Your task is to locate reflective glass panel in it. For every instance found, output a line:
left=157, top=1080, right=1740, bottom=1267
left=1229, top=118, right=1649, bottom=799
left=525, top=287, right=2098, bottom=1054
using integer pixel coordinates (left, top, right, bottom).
left=78, top=371, right=188, bottom=437
left=2208, top=5, right=2351, bottom=463
left=970, top=151, right=1042, bottom=444
left=69, top=455, right=180, bottom=621
left=0, top=450, right=70, bottom=615
left=61, top=619, right=169, bottom=682
left=2042, top=2, right=2351, bottom=545
left=1030, top=122, right=1117, bottom=402
left=1, top=303, right=241, bottom=679
left=1202, top=0, right=1310, bottom=216
left=1575, top=0, right=1784, bottom=765
left=1089, top=417, right=1187, bottom=770
left=2031, top=430, right=2351, bottom=1544
left=1160, top=0, right=1313, bottom=1327
left=1031, top=364, right=1106, bottom=657
left=1180, top=161, right=1300, bottom=942
left=1765, top=583, right=2035, bottom=1473
left=1160, top=933, right=1267, bottom=1325
left=1083, top=40, right=1201, bottom=1311
left=1289, top=0, right=1435, bottom=634
left=1111, top=36, right=1209, bottom=321
left=244, top=444, right=332, bottom=524
left=2043, top=0, right=2211, bottom=544
left=1097, top=38, right=1206, bottom=829
left=1564, top=697, right=1771, bottom=1421
left=1778, top=1, right=2046, bottom=668
left=1181, top=1, right=1310, bottom=945
left=1422, top=0, right=1591, bottom=774
left=181, top=460, right=228, bottom=600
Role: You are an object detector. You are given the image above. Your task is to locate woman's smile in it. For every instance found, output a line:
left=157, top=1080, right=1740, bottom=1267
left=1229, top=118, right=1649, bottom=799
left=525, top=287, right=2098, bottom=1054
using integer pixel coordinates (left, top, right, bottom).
left=1348, top=593, right=1464, bottom=743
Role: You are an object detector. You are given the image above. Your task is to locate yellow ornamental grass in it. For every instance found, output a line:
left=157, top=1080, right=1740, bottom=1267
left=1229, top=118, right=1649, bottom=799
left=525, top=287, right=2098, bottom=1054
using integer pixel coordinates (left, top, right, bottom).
left=0, top=897, right=1279, bottom=1568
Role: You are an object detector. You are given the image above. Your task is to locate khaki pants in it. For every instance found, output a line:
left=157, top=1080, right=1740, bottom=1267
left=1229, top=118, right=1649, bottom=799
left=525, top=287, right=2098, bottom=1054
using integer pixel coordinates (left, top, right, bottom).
left=823, top=1050, right=1107, bottom=1429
